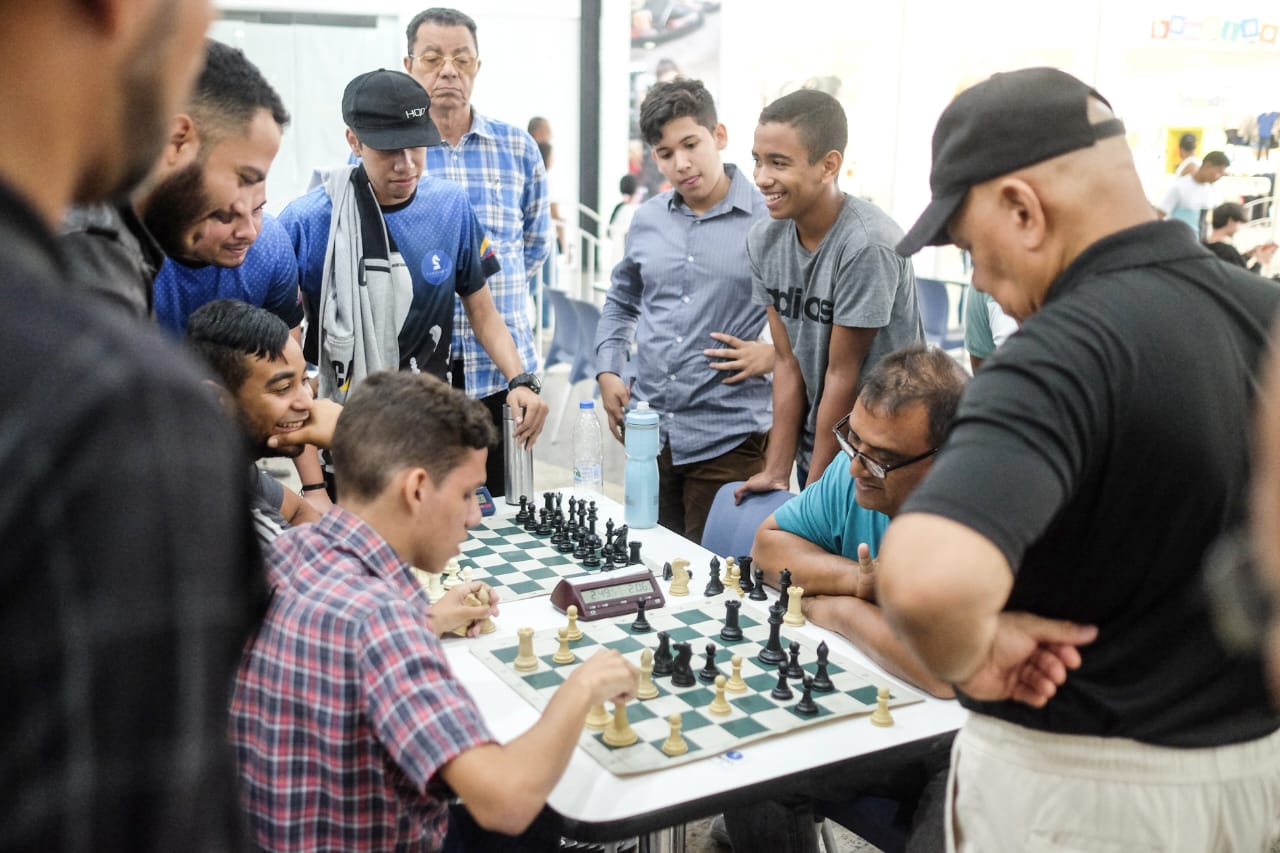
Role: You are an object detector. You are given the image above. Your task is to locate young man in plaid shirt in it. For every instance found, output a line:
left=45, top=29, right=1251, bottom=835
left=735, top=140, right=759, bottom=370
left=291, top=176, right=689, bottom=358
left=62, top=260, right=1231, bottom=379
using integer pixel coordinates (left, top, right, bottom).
left=231, top=371, right=637, bottom=851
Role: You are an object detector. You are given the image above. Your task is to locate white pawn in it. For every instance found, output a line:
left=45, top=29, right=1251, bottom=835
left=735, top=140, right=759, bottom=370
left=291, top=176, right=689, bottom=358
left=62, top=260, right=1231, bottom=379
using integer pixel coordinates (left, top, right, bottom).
left=661, top=713, right=688, bottom=757
left=566, top=604, right=583, bottom=642
left=726, top=655, right=747, bottom=693
left=552, top=627, right=575, bottom=665
left=637, top=649, right=659, bottom=700
left=709, top=675, right=731, bottom=716
left=870, top=686, right=895, bottom=727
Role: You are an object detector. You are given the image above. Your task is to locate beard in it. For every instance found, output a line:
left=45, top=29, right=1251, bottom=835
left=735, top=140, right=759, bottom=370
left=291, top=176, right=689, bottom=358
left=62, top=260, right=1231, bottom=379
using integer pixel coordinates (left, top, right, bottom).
left=142, top=160, right=210, bottom=259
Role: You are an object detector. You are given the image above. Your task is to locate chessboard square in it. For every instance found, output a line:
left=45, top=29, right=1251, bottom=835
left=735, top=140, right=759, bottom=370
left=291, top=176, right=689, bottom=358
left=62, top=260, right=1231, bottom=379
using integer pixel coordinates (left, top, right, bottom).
left=467, top=554, right=507, bottom=568
left=848, top=685, right=879, bottom=705
left=523, top=670, right=566, bottom=690
left=675, top=710, right=716, bottom=733
left=522, top=568, right=558, bottom=581
left=479, top=562, right=517, bottom=576
left=665, top=626, right=703, bottom=643
left=721, top=717, right=769, bottom=738
left=626, top=703, right=658, bottom=725
left=672, top=610, right=713, bottom=626
left=743, top=673, right=778, bottom=693
left=678, top=687, right=716, bottom=707
left=541, top=555, right=574, bottom=567
left=804, top=662, right=845, bottom=678
left=508, top=581, right=547, bottom=596
left=730, top=693, right=776, bottom=715
left=490, top=646, right=520, bottom=664
left=570, top=635, right=601, bottom=650
left=719, top=633, right=755, bottom=647
left=785, top=702, right=834, bottom=721
left=604, top=636, right=645, bottom=654
left=737, top=614, right=761, bottom=630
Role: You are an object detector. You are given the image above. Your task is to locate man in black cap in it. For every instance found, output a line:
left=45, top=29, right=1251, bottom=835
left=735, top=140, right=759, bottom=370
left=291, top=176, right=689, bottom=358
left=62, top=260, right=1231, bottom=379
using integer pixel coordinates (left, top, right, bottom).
left=278, top=69, right=546, bottom=493
left=879, top=67, right=1280, bottom=850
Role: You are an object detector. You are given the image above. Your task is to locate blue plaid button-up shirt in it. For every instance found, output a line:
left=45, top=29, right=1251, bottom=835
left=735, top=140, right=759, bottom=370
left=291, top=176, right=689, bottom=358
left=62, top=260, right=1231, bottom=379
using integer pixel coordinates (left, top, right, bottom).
left=426, top=109, right=550, bottom=398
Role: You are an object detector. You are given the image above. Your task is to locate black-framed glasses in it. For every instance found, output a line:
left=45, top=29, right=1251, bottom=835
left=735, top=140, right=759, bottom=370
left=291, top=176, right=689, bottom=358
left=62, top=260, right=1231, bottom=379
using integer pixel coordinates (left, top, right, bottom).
left=409, top=51, right=478, bottom=73
left=832, top=413, right=938, bottom=479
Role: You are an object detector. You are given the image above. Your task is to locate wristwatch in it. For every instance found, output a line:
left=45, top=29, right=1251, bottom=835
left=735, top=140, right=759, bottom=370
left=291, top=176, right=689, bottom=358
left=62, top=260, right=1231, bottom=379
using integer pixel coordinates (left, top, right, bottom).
left=507, top=372, right=541, bottom=394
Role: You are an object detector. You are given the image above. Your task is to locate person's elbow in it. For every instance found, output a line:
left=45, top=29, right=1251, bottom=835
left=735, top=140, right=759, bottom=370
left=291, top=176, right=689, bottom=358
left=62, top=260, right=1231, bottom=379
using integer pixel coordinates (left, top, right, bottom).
left=463, top=790, right=546, bottom=836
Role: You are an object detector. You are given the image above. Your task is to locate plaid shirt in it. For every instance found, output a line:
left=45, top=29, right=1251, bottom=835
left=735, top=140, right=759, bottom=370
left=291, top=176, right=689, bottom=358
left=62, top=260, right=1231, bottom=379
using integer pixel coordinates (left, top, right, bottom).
left=425, top=109, right=550, bottom=398
left=231, top=508, right=493, bottom=852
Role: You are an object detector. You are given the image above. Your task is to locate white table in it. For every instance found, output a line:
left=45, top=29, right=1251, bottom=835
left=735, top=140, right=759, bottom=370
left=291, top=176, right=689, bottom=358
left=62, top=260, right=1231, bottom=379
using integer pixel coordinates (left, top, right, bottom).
left=447, top=490, right=966, bottom=848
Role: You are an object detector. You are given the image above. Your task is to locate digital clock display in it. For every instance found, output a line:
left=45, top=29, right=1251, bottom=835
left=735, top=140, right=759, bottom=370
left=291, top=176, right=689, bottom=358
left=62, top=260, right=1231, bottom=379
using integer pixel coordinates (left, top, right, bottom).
left=580, top=579, right=655, bottom=604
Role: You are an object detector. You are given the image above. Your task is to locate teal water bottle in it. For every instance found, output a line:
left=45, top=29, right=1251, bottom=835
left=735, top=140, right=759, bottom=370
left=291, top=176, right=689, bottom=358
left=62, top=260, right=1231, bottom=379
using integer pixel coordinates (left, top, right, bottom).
left=624, top=401, right=660, bottom=528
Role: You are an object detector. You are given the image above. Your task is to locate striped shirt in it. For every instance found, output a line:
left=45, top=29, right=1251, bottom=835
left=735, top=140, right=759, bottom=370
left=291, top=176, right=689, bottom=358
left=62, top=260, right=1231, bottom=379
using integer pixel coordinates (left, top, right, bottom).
left=231, top=507, right=493, bottom=852
left=425, top=109, right=550, bottom=398
left=595, top=164, right=772, bottom=465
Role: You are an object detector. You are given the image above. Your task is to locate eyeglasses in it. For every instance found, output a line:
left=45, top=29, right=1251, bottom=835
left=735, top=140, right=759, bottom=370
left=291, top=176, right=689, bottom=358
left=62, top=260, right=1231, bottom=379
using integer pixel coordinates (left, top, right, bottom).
left=832, top=413, right=938, bottom=479
left=410, top=52, right=478, bottom=74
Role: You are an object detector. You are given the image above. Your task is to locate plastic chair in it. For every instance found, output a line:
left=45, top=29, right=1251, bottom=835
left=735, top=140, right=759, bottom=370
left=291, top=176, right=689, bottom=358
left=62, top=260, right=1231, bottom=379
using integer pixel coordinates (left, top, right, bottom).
left=545, top=292, right=603, bottom=443
left=916, top=278, right=965, bottom=351
left=700, top=481, right=795, bottom=559
left=544, top=288, right=577, bottom=370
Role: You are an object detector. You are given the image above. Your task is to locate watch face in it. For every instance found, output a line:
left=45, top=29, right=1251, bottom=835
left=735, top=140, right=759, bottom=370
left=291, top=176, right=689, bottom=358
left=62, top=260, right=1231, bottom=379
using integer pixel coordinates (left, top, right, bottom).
left=511, top=373, right=541, bottom=393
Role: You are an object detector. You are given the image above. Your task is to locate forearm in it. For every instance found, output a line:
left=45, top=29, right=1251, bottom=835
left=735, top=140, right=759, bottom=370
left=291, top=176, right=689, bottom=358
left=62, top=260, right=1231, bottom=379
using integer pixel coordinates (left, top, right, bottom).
left=878, top=513, right=1011, bottom=682
left=293, top=445, right=326, bottom=487
left=810, top=368, right=860, bottom=478
left=752, top=526, right=858, bottom=596
left=763, top=356, right=806, bottom=478
left=805, top=596, right=954, bottom=698
left=464, top=295, right=525, bottom=380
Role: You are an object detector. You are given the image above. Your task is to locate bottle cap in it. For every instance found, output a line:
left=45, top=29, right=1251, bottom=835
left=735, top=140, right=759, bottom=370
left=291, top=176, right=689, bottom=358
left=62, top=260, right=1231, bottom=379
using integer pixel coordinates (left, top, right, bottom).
left=579, top=400, right=595, bottom=409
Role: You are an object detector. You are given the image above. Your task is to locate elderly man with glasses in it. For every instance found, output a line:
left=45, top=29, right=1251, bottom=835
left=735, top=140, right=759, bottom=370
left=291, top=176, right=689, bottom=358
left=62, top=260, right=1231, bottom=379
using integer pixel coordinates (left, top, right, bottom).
left=718, top=344, right=968, bottom=853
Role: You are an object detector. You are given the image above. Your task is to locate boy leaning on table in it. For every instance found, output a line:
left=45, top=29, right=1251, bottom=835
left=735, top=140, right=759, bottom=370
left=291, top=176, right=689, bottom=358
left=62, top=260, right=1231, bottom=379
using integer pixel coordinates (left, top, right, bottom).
left=230, top=370, right=638, bottom=852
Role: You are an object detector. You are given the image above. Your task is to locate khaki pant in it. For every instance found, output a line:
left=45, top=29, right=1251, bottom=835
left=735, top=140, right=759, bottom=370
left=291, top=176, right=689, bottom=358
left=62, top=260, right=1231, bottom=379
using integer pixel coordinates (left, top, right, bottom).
left=947, top=714, right=1280, bottom=853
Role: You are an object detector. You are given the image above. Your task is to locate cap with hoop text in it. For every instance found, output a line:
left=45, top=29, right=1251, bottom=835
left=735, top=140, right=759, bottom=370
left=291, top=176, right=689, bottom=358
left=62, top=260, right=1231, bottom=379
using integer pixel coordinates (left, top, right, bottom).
left=896, top=67, right=1125, bottom=256
left=341, top=69, right=441, bottom=150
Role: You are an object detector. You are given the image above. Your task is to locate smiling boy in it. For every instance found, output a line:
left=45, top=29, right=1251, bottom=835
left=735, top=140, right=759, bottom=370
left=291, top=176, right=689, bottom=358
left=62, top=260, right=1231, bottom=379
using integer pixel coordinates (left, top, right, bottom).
left=594, top=78, right=772, bottom=543
left=736, top=90, right=923, bottom=498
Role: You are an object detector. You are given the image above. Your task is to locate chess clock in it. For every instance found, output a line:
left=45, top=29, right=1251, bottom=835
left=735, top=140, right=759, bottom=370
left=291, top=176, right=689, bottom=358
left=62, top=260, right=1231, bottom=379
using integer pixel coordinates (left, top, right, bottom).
left=550, top=565, right=666, bottom=621
left=473, top=486, right=496, bottom=517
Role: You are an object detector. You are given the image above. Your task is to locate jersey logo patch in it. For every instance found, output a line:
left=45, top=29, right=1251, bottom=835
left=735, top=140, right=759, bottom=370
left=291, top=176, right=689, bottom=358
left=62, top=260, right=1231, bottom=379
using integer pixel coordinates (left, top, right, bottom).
left=421, top=250, right=454, bottom=286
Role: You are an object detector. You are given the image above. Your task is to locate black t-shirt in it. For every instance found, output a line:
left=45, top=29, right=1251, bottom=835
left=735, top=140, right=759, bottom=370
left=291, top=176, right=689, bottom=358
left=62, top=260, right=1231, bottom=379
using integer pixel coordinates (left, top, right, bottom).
left=0, top=181, right=261, bottom=849
left=904, top=221, right=1280, bottom=747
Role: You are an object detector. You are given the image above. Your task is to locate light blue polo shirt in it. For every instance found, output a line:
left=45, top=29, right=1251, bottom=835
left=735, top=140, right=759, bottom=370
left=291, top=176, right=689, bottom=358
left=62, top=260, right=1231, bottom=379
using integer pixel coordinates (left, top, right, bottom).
left=772, top=455, right=890, bottom=558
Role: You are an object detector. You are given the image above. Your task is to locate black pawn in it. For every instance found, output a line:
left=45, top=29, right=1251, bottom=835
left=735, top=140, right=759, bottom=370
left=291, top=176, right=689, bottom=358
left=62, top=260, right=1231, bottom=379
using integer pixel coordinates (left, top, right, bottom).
left=515, top=495, right=530, bottom=524
left=698, top=642, right=723, bottom=683
left=629, top=541, right=643, bottom=566
left=662, top=561, right=673, bottom=581
left=785, top=641, right=804, bottom=679
left=630, top=599, right=652, bottom=633
left=795, top=675, right=819, bottom=716
left=812, top=640, right=835, bottom=693
left=739, top=556, right=754, bottom=594
left=720, top=599, right=744, bottom=642
left=758, top=604, right=787, bottom=666
left=671, top=642, right=696, bottom=687
left=536, top=510, right=554, bottom=536
left=652, top=631, right=674, bottom=677
left=523, top=508, right=539, bottom=531
left=581, top=546, right=601, bottom=569
left=777, top=567, right=792, bottom=610
left=704, top=556, right=725, bottom=597
left=770, top=664, right=794, bottom=700
left=748, top=567, right=769, bottom=601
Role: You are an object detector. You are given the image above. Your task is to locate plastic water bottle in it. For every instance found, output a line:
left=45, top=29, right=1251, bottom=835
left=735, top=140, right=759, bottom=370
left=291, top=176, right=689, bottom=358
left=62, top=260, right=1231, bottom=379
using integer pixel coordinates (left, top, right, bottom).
left=624, top=401, right=660, bottom=528
left=572, top=400, right=603, bottom=493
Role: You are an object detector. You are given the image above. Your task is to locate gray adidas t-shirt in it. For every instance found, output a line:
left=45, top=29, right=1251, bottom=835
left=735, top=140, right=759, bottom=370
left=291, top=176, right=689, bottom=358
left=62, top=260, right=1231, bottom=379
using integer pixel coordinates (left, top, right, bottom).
left=749, top=194, right=924, bottom=471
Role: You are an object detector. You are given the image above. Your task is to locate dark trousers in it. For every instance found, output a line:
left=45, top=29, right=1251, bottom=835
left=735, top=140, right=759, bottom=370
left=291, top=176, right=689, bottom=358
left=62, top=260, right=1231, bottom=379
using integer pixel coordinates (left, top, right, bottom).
left=657, top=433, right=768, bottom=546
left=453, top=361, right=508, bottom=497
left=443, top=802, right=562, bottom=852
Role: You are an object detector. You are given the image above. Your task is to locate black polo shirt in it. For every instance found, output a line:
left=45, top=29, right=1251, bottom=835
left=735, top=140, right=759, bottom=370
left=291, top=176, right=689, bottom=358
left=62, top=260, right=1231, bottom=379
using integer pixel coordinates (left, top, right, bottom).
left=904, top=220, right=1280, bottom=747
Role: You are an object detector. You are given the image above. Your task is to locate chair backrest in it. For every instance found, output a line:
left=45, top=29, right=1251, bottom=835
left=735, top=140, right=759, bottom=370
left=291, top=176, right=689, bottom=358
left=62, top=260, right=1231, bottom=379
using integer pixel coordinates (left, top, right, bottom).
left=916, top=277, right=952, bottom=340
left=700, top=481, right=795, bottom=559
left=568, top=298, right=602, bottom=385
left=545, top=288, right=578, bottom=369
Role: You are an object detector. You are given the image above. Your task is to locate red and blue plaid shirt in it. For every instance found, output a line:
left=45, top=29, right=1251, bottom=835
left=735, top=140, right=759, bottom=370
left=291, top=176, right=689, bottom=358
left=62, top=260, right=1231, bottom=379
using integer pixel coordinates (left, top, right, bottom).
left=231, top=507, right=493, bottom=851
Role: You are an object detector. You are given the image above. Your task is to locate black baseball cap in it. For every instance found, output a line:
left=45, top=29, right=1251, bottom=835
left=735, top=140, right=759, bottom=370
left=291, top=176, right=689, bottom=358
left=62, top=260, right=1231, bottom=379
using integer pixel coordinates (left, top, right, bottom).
left=896, top=67, right=1125, bottom=256
left=341, top=69, right=441, bottom=150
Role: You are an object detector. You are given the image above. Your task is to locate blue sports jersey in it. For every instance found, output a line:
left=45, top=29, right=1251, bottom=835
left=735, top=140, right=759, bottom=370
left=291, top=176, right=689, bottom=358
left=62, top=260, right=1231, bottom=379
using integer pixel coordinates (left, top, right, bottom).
left=279, top=173, right=498, bottom=381
left=153, top=213, right=304, bottom=335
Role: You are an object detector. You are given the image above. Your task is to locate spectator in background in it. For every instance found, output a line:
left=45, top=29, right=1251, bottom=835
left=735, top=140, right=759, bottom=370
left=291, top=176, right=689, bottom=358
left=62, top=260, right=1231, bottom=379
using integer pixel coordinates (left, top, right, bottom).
left=527, top=115, right=552, bottom=145
left=607, top=173, right=642, bottom=271
left=963, top=283, right=1018, bottom=373
left=1204, top=201, right=1277, bottom=275
left=1159, top=149, right=1229, bottom=238
left=405, top=7, right=550, bottom=496
left=1176, top=132, right=1200, bottom=176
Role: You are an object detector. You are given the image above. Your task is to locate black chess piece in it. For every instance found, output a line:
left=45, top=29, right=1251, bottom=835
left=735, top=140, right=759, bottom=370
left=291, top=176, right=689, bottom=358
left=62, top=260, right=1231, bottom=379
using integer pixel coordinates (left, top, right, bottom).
left=697, top=642, right=722, bottom=683
left=785, top=641, right=804, bottom=679
left=777, top=567, right=792, bottom=610
left=630, top=599, right=652, bottom=633
left=601, top=520, right=615, bottom=561
left=653, top=631, right=674, bottom=677
left=795, top=675, right=819, bottom=715
left=739, top=556, right=754, bottom=594
left=758, top=604, right=787, bottom=666
left=523, top=508, right=539, bottom=531
left=662, top=561, right=673, bottom=581
left=770, top=664, right=793, bottom=700
left=573, top=537, right=589, bottom=561
left=629, top=541, right=643, bottom=566
left=703, top=556, right=724, bottom=597
left=543, top=491, right=555, bottom=513
left=671, top=642, right=696, bottom=687
left=812, top=640, right=835, bottom=693
left=581, top=546, right=601, bottom=569
left=536, top=509, right=554, bottom=536
left=720, top=599, right=744, bottom=642
left=748, top=567, right=769, bottom=601
left=515, top=495, right=530, bottom=524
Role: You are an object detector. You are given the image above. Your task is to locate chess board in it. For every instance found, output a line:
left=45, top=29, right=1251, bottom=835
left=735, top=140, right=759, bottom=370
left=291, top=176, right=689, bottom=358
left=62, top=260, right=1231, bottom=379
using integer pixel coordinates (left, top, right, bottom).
left=471, top=603, right=925, bottom=775
left=440, top=515, right=611, bottom=602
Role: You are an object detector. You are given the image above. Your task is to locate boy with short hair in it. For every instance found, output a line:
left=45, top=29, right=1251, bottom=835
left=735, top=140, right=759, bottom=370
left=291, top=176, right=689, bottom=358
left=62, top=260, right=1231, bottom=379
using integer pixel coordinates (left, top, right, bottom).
left=595, top=78, right=772, bottom=543
left=231, top=371, right=637, bottom=851
left=737, top=90, right=923, bottom=497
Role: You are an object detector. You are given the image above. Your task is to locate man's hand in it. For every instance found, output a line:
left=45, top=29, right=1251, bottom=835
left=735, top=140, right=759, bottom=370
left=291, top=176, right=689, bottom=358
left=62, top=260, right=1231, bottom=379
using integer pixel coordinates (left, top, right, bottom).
left=568, top=648, right=640, bottom=705
left=597, top=372, right=630, bottom=444
left=704, top=333, right=775, bottom=384
left=506, top=387, right=548, bottom=449
left=854, top=542, right=877, bottom=601
left=733, top=469, right=790, bottom=504
left=956, top=612, right=1098, bottom=708
left=268, top=397, right=343, bottom=451
left=427, top=581, right=501, bottom=638
left=1247, top=242, right=1278, bottom=266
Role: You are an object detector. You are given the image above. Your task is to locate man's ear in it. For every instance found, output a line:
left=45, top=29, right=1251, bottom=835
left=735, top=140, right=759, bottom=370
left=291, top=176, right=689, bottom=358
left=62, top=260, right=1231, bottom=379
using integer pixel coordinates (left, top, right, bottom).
left=162, top=114, right=199, bottom=167
left=996, top=178, right=1048, bottom=251
left=713, top=122, right=728, bottom=151
left=820, top=149, right=843, bottom=184
left=403, top=54, right=414, bottom=75
left=345, top=128, right=362, bottom=159
left=398, top=467, right=433, bottom=512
